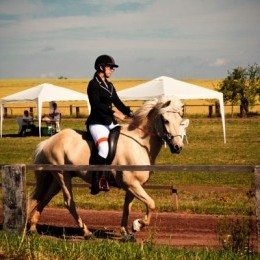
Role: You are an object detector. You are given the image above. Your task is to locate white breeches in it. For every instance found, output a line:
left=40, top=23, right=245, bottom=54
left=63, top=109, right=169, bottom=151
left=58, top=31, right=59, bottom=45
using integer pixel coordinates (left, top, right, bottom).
left=89, top=123, right=118, bottom=159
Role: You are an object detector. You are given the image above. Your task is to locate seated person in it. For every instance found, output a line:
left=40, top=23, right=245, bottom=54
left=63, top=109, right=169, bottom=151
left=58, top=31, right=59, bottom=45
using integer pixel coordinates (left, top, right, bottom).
left=19, top=110, right=34, bottom=136
left=49, top=102, right=61, bottom=133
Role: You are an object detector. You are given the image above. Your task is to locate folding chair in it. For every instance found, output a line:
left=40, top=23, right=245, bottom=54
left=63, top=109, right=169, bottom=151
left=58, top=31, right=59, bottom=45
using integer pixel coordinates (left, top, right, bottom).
left=16, top=117, right=23, bottom=134
left=16, top=117, right=31, bottom=136
left=180, top=119, right=190, bottom=144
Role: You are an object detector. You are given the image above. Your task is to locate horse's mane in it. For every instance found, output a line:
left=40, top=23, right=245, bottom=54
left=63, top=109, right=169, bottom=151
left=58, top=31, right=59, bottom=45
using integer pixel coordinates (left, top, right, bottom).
left=130, top=96, right=183, bottom=127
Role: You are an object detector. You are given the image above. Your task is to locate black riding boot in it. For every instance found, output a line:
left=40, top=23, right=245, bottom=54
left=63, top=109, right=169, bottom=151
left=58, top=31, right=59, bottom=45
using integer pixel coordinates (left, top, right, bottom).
left=90, top=154, right=110, bottom=195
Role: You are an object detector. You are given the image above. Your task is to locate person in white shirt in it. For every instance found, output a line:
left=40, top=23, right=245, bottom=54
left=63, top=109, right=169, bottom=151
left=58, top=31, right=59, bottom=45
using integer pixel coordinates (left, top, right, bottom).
left=49, top=102, right=61, bottom=133
left=19, top=110, right=33, bottom=136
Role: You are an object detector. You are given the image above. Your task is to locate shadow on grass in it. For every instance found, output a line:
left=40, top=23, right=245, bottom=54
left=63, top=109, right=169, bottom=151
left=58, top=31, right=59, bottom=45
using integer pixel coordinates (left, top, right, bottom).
left=33, top=224, right=122, bottom=240
left=1, top=134, right=21, bottom=138
left=0, top=224, right=123, bottom=241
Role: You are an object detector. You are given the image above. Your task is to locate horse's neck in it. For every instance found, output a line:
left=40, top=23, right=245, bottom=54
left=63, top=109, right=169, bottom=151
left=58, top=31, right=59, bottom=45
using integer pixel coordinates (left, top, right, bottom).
left=125, top=123, right=163, bottom=164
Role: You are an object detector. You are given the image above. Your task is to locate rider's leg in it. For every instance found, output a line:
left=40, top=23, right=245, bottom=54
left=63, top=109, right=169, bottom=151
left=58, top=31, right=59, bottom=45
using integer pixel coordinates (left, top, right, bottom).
left=89, top=124, right=110, bottom=195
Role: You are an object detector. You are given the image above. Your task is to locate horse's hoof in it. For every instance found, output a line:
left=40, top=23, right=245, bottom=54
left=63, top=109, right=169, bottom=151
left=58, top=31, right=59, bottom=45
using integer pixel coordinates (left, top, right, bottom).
left=27, top=230, right=38, bottom=236
left=121, top=233, right=136, bottom=242
left=84, top=233, right=96, bottom=240
left=132, top=219, right=142, bottom=232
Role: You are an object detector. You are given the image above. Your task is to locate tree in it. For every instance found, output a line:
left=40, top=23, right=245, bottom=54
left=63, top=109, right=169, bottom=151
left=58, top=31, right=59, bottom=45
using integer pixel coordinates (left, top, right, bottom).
left=218, top=63, right=260, bottom=117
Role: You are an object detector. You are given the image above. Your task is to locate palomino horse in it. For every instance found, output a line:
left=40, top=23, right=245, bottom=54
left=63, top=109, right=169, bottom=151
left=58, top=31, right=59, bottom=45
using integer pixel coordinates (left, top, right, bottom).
left=28, top=97, right=184, bottom=239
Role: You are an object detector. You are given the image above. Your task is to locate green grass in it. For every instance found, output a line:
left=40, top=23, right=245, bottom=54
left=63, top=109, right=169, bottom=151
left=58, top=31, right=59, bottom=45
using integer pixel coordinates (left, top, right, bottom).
left=0, top=118, right=259, bottom=215
left=0, top=118, right=259, bottom=258
left=0, top=232, right=258, bottom=260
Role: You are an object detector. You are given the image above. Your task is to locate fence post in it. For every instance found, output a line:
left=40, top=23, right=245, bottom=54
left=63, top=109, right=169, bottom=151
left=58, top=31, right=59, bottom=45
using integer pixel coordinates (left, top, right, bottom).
left=215, top=101, right=220, bottom=117
left=29, top=107, right=33, bottom=117
left=76, top=106, right=80, bottom=118
left=2, top=164, right=27, bottom=234
left=172, top=187, right=178, bottom=210
left=70, top=105, right=73, bottom=116
left=255, top=166, right=260, bottom=253
left=208, top=105, right=213, bottom=118
left=4, top=107, right=7, bottom=117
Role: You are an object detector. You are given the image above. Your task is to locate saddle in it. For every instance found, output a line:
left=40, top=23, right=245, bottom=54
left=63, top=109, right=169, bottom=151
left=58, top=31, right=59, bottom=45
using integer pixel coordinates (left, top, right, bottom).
left=84, top=125, right=121, bottom=164
left=84, top=125, right=121, bottom=191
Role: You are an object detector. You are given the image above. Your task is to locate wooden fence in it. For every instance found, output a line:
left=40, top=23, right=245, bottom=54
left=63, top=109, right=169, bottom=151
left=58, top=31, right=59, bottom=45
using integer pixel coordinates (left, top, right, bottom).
left=3, top=103, right=260, bottom=118
left=1, top=164, right=260, bottom=251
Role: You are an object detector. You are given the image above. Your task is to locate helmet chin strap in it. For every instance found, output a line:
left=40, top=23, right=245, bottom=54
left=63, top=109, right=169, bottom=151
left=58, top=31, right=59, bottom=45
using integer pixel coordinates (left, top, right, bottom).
left=98, top=66, right=107, bottom=80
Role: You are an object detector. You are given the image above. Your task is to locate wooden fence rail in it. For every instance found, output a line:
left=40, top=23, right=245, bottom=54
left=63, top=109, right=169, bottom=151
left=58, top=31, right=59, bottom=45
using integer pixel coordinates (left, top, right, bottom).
left=1, top=164, right=260, bottom=251
left=3, top=103, right=260, bottom=118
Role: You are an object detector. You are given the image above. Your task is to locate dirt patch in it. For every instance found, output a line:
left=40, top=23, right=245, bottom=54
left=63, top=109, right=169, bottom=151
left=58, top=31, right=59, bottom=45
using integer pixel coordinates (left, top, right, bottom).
left=1, top=207, right=256, bottom=250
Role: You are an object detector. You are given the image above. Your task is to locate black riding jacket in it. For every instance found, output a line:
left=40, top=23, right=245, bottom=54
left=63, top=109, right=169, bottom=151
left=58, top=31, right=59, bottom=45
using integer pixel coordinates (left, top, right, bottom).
left=86, top=73, right=132, bottom=126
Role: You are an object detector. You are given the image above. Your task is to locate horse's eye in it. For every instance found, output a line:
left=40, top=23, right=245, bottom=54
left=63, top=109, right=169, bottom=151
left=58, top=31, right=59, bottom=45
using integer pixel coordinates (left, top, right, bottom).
left=164, top=119, right=169, bottom=124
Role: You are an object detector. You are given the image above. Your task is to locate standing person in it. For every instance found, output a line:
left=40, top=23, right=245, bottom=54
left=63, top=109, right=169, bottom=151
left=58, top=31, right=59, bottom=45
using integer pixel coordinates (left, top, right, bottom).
left=49, top=102, right=61, bottom=133
left=86, top=54, right=133, bottom=195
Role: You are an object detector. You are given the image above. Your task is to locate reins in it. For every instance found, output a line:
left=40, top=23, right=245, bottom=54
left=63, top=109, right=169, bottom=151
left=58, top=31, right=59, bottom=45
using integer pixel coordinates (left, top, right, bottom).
left=129, top=123, right=158, bottom=137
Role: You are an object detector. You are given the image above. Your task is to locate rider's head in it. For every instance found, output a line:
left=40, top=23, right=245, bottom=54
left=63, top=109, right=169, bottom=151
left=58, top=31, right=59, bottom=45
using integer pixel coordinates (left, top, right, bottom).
left=94, top=55, right=118, bottom=78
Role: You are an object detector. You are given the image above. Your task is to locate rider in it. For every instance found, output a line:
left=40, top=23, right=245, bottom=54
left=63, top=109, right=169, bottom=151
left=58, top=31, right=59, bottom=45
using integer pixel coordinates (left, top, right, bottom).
left=86, top=54, right=134, bottom=195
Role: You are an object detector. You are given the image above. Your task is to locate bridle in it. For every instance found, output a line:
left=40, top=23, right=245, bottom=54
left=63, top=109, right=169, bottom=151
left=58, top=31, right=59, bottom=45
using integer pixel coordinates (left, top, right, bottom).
left=158, top=114, right=182, bottom=144
left=130, top=111, right=182, bottom=153
left=157, top=112, right=183, bottom=154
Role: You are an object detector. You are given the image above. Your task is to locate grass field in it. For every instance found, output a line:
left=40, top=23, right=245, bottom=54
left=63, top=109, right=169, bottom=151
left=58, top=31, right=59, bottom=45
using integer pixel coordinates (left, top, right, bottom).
left=1, top=117, right=259, bottom=258
left=0, top=118, right=259, bottom=215
left=0, top=79, right=259, bottom=258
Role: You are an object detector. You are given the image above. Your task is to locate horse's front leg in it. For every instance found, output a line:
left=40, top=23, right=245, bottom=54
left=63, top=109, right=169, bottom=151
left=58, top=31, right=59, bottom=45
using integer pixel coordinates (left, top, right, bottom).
left=54, top=171, right=93, bottom=239
left=128, top=183, right=155, bottom=232
left=121, top=190, right=135, bottom=236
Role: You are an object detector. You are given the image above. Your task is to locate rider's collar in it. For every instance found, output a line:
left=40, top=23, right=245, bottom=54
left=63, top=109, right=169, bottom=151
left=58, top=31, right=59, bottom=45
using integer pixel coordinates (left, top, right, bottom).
left=94, top=73, right=113, bottom=95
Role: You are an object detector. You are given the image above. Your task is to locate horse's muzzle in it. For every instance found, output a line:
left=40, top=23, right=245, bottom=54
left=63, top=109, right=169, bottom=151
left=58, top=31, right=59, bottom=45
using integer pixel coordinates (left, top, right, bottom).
left=170, top=144, right=182, bottom=154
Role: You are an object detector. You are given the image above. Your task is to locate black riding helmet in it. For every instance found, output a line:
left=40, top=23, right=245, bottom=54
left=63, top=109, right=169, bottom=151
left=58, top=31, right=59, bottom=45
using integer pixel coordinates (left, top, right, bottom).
left=94, top=55, right=119, bottom=71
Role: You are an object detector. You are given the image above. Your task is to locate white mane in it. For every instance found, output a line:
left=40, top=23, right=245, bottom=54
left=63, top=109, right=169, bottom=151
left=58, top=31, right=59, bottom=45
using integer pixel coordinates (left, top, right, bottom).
left=131, top=96, right=183, bottom=126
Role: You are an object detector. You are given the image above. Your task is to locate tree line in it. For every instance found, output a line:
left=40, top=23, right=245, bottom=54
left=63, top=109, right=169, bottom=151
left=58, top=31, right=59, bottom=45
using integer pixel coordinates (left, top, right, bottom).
left=218, top=63, right=260, bottom=117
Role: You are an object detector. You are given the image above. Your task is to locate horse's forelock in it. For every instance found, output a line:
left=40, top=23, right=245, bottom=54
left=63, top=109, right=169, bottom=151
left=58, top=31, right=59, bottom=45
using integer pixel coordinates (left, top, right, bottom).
left=159, top=96, right=183, bottom=115
left=131, top=97, right=183, bottom=127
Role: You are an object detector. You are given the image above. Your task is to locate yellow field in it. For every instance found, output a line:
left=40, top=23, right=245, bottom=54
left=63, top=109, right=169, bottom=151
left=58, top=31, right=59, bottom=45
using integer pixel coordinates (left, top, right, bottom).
left=0, top=78, right=258, bottom=117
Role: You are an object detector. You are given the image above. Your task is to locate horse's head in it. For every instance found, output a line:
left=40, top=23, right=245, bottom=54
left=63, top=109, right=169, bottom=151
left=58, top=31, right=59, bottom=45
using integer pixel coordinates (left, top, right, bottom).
left=148, top=97, right=185, bottom=154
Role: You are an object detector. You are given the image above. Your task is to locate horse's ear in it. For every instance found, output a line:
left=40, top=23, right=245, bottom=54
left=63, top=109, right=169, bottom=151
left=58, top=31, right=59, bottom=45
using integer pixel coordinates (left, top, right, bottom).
left=161, top=100, right=171, bottom=108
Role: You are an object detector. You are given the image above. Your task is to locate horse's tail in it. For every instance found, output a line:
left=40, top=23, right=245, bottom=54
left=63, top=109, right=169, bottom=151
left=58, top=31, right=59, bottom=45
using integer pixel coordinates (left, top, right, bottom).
left=34, top=139, right=48, bottom=164
left=31, top=139, right=53, bottom=201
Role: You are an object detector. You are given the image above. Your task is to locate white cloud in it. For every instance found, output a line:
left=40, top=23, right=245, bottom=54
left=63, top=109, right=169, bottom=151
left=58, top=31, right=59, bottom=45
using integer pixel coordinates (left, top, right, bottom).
left=0, top=0, right=40, bottom=15
left=40, top=72, right=56, bottom=78
left=0, top=0, right=259, bottom=79
left=209, top=58, right=228, bottom=67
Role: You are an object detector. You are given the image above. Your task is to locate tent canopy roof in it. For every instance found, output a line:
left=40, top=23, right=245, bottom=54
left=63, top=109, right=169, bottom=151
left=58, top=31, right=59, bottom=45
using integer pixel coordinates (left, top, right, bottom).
left=1, top=83, right=89, bottom=138
left=118, top=76, right=226, bottom=143
left=118, top=76, right=222, bottom=101
left=1, top=83, right=89, bottom=104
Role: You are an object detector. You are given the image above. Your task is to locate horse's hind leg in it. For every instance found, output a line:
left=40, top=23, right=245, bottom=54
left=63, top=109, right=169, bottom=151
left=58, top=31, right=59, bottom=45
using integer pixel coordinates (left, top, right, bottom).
left=53, top=171, right=93, bottom=238
left=28, top=177, right=61, bottom=232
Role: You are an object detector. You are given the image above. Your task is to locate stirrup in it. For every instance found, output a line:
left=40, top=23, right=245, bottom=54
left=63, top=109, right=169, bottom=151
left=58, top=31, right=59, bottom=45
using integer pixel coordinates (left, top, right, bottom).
left=98, top=176, right=110, bottom=191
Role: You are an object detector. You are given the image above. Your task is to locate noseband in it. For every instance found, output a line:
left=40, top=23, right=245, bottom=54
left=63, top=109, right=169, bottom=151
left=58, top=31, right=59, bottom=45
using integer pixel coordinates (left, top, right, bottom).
left=157, top=114, right=182, bottom=153
left=158, top=114, right=181, bottom=142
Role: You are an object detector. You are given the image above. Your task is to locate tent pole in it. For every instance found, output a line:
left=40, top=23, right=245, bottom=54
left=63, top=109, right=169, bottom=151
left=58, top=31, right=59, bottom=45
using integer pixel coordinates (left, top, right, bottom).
left=37, top=100, right=41, bottom=138
left=219, top=97, right=226, bottom=144
left=0, top=104, right=3, bottom=138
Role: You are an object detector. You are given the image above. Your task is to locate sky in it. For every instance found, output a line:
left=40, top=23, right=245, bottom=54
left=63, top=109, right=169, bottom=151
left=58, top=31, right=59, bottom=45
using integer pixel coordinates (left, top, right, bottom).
left=0, top=0, right=259, bottom=79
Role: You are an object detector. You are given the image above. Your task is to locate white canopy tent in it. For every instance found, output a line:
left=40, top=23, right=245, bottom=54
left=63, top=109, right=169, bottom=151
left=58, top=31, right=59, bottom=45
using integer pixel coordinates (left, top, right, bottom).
left=0, top=83, right=89, bottom=137
left=118, top=76, right=226, bottom=143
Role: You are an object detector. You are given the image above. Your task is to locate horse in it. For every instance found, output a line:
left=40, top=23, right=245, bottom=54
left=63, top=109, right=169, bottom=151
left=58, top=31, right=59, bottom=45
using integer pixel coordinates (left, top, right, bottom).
left=28, top=96, right=185, bottom=239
